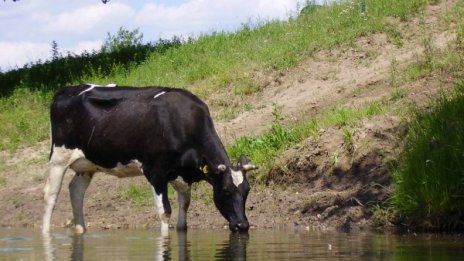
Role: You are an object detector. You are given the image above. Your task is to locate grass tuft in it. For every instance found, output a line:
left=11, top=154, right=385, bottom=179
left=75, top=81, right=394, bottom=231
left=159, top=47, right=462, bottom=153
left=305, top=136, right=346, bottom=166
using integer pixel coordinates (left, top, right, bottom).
left=119, top=184, right=152, bottom=207
left=392, top=81, right=464, bottom=230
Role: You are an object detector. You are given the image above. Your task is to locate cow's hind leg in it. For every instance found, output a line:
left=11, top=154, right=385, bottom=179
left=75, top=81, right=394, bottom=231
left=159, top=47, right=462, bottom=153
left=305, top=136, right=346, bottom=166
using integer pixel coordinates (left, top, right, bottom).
left=151, top=185, right=171, bottom=234
left=42, top=164, right=67, bottom=234
left=170, top=178, right=191, bottom=230
left=69, top=172, right=93, bottom=234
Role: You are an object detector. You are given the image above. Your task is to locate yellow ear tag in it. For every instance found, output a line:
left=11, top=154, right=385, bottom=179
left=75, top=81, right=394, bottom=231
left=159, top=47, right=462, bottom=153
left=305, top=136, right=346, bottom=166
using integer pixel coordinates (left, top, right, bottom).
left=201, top=165, right=209, bottom=174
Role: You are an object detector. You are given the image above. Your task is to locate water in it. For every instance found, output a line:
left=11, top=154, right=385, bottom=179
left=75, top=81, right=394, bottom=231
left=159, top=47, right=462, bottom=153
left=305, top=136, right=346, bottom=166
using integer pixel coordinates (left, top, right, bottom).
left=0, top=228, right=463, bottom=260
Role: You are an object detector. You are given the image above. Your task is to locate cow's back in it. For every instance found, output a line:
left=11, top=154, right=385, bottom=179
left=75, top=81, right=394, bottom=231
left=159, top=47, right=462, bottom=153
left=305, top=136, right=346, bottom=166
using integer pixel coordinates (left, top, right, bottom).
left=50, top=85, right=215, bottom=168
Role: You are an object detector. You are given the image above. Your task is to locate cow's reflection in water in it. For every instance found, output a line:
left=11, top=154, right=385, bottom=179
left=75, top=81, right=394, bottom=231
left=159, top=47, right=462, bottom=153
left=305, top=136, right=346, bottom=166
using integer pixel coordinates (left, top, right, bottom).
left=71, top=235, right=84, bottom=261
left=42, top=233, right=84, bottom=261
left=157, top=231, right=249, bottom=261
left=215, top=232, right=249, bottom=260
left=42, top=230, right=248, bottom=261
left=42, top=234, right=54, bottom=261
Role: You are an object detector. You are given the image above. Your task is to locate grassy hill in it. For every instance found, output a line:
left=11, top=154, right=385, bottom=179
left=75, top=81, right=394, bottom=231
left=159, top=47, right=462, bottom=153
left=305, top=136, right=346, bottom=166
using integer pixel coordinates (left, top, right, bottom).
left=0, top=0, right=432, bottom=151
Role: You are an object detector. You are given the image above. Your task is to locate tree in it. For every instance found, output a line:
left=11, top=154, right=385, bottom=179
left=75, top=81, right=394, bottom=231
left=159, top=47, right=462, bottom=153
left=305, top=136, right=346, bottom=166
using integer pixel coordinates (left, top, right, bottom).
left=101, top=27, right=144, bottom=53
left=51, top=40, right=60, bottom=60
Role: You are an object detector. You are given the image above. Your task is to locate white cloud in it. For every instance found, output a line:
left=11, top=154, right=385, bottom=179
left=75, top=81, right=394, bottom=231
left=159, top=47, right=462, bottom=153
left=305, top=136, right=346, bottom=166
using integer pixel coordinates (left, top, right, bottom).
left=70, top=40, right=103, bottom=55
left=44, top=3, right=135, bottom=35
left=0, top=40, right=105, bottom=70
left=136, top=0, right=300, bottom=38
left=0, top=42, right=50, bottom=70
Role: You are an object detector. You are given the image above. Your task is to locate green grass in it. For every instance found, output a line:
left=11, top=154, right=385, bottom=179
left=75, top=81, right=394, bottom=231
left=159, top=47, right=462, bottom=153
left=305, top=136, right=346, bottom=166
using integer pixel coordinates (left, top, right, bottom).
left=119, top=184, right=153, bottom=207
left=392, top=82, right=464, bottom=230
left=371, top=204, right=395, bottom=228
left=373, top=0, right=464, bottom=231
left=119, top=183, right=177, bottom=207
left=0, top=88, right=52, bottom=151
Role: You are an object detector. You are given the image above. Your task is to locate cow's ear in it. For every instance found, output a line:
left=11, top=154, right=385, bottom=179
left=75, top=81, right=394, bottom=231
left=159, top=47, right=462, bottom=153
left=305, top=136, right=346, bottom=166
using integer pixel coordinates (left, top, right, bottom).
left=238, top=155, right=258, bottom=172
left=218, top=164, right=227, bottom=173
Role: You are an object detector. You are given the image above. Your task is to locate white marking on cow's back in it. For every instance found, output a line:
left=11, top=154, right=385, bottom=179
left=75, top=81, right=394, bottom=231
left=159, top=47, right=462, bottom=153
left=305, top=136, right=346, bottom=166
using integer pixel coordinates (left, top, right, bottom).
left=78, top=85, right=97, bottom=96
left=79, top=83, right=117, bottom=95
left=231, top=170, right=244, bottom=187
left=154, top=91, right=166, bottom=99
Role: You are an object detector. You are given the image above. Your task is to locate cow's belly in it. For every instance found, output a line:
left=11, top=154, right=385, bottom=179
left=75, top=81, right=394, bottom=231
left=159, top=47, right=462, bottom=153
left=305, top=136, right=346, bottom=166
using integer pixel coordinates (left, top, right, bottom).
left=70, top=158, right=143, bottom=177
left=52, top=145, right=144, bottom=178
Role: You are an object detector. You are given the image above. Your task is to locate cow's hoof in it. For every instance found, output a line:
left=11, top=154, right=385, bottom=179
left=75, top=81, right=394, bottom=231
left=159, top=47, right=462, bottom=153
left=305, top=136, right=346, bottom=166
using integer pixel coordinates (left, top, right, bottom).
left=73, top=225, right=86, bottom=234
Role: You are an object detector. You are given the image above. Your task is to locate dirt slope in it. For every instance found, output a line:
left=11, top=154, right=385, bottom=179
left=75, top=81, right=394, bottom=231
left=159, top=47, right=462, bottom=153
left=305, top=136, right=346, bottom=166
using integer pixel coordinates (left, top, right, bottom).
left=0, top=0, right=458, bottom=232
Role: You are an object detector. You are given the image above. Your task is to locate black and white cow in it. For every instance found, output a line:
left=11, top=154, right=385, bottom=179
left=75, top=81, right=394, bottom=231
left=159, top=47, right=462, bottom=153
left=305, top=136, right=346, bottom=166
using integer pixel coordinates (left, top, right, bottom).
left=42, top=84, right=258, bottom=234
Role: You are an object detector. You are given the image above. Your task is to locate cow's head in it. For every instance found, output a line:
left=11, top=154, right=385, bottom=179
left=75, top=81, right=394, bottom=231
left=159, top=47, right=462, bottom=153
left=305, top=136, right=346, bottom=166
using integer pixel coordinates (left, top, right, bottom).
left=210, top=155, right=258, bottom=232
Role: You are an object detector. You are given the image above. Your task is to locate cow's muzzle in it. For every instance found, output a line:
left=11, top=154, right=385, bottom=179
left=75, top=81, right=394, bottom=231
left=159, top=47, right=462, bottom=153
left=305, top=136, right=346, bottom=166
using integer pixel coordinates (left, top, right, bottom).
left=230, top=220, right=249, bottom=232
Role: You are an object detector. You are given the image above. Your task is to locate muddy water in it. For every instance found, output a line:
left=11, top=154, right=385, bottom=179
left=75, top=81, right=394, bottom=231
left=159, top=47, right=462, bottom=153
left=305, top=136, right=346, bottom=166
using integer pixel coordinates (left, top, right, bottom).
left=1, top=228, right=463, bottom=260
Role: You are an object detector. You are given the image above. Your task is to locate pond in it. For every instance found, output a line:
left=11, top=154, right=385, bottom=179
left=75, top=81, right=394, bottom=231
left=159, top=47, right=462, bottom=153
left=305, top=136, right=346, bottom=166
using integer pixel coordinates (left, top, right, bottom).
left=0, top=228, right=463, bottom=260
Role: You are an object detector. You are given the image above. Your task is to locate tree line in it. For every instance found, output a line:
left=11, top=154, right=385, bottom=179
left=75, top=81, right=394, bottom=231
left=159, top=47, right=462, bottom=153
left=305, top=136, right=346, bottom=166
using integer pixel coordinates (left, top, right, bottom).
left=0, top=28, right=183, bottom=97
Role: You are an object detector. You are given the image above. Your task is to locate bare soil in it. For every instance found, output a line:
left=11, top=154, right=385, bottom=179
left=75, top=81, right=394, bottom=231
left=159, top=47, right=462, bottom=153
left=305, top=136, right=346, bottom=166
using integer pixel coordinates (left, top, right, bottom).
left=0, top=0, right=458, bottom=232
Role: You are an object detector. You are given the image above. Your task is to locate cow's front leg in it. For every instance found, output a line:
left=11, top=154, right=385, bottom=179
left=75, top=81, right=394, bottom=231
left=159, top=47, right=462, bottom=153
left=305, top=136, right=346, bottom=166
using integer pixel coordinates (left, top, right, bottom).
left=170, top=177, right=191, bottom=230
left=151, top=184, right=171, bottom=233
left=69, top=172, right=93, bottom=234
left=144, top=166, right=172, bottom=233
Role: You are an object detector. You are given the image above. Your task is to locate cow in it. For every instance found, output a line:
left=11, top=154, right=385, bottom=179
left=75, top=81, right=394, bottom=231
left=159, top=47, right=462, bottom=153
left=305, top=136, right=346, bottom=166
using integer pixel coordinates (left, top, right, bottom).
left=42, top=84, right=258, bottom=235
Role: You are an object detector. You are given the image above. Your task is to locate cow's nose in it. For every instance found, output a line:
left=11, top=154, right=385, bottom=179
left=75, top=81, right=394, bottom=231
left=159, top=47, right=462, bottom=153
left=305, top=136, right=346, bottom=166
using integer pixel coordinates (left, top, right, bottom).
left=233, top=221, right=249, bottom=232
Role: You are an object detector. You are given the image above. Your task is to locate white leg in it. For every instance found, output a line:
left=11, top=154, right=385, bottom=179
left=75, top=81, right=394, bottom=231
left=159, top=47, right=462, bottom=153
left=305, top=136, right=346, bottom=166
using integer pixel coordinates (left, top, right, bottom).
left=170, top=178, right=191, bottom=230
left=151, top=186, right=170, bottom=233
left=69, top=173, right=93, bottom=234
left=42, top=165, right=67, bottom=234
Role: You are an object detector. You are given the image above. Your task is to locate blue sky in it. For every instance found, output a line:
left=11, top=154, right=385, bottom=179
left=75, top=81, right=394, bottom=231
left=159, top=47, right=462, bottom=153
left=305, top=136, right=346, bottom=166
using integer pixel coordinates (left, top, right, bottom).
left=0, top=0, right=329, bottom=71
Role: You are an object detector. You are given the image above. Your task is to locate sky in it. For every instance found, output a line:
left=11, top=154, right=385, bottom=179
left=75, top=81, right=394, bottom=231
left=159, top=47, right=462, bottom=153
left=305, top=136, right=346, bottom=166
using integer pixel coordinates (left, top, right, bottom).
left=0, top=0, right=330, bottom=71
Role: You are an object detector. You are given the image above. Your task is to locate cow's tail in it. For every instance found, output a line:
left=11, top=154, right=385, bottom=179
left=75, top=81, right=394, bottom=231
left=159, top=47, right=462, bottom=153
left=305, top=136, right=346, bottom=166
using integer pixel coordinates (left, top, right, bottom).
left=49, top=123, right=54, bottom=160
